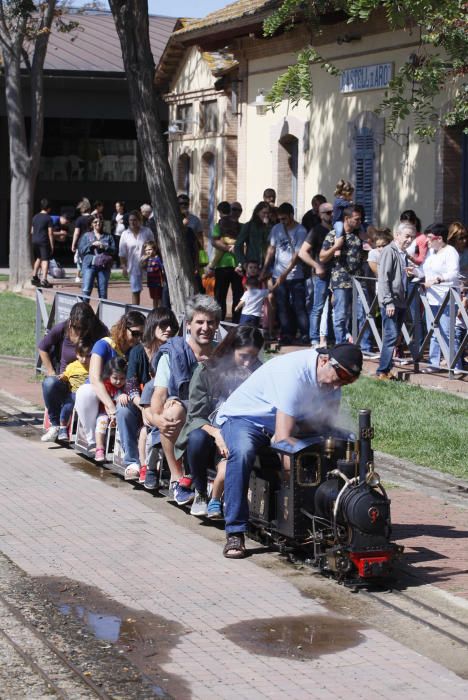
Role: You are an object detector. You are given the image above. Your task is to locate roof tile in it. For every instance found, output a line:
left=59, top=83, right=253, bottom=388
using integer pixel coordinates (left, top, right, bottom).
left=42, top=13, right=177, bottom=73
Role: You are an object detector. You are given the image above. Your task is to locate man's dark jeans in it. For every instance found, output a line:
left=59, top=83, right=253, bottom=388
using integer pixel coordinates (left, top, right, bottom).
left=186, top=427, right=216, bottom=494
left=377, top=305, right=406, bottom=374
left=273, top=278, right=309, bottom=340
left=215, top=267, right=244, bottom=322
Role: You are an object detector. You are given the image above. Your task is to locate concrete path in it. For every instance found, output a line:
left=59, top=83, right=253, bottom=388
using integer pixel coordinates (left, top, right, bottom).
left=0, top=425, right=467, bottom=699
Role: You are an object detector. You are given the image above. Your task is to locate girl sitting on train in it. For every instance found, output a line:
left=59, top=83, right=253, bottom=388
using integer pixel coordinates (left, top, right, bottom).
left=95, top=358, right=128, bottom=463
left=175, top=325, right=264, bottom=519
left=74, top=310, right=146, bottom=476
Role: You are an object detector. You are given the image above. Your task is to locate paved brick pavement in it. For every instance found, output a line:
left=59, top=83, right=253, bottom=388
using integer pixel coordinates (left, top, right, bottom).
left=391, top=489, right=468, bottom=600
left=0, top=428, right=467, bottom=699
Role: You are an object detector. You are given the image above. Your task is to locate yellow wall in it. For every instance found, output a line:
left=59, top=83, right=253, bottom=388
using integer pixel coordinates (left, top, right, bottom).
left=241, top=27, right=456, bottom=229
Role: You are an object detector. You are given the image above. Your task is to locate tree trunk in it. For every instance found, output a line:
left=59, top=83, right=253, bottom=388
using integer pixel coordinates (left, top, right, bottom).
left=108, top=0, right=195, bottom=316
left=1, top=0, right=57, bottom=290
left=9, top=172, right=33, bottom=290
left=3, top=40, right=33, bottom=290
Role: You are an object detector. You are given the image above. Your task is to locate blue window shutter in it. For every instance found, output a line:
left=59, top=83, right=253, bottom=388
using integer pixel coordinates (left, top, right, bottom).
left=354, top=127, right=374, bottom=224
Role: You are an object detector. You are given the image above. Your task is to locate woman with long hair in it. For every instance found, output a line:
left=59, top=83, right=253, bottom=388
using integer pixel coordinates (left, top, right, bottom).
left=74, top=310, right=146, bottom=473
left=176, top=325, right=264, bottom=519
left=118, top=307, right=179, bottom=481
left=234, top=201, right=271, bottom=268
left=39, top=302, right=108, bottom=442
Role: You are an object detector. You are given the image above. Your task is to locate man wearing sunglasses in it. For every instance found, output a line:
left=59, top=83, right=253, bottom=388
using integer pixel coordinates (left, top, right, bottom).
left=217, top=342, right=363, bottom=559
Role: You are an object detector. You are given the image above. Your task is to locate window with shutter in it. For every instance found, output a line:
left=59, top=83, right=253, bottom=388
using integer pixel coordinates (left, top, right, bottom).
left=354, top=127, right=374, bottom=224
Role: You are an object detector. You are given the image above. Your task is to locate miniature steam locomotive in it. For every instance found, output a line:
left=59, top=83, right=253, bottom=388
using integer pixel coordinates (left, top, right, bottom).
left=74, top=404, right=401, bottom=585
left=246, top=409, right=402, bottom=584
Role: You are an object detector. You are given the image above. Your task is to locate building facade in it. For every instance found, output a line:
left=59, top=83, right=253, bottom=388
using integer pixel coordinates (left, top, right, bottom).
left=159, top=0, right=467, bottom=231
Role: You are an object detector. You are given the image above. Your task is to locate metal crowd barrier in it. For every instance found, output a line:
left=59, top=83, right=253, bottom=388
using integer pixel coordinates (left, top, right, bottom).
left=351, top=276, right=468, bottom=378
left=35, top=289, right=235, bottom=374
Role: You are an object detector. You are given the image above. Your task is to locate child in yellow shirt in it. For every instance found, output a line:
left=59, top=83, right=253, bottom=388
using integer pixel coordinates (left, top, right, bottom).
left=56, top=342, right=91, bottom=442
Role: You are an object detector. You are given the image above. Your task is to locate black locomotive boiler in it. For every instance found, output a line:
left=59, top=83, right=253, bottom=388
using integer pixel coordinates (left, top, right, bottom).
left=247, top=409, right=402, bottom=583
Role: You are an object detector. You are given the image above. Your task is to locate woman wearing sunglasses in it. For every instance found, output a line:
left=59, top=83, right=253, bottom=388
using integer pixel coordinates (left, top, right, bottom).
left=74, top=311, right=146, bottom=456
left=117, top=307, right=179, bottom=482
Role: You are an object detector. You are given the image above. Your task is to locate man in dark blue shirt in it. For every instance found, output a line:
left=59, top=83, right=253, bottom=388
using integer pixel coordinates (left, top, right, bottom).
left=31, top=198, right=54, bottom=288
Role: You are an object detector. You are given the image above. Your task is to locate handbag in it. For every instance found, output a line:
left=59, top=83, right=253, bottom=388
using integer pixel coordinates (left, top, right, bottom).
left=92, top=253, right=114, bottom=271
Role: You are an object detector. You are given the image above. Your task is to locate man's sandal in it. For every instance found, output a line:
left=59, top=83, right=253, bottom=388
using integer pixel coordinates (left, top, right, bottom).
left=223, top=533, right=246, bottom=559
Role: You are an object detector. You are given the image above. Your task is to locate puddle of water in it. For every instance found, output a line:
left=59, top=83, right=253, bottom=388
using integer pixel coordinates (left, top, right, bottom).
left=38, top=576, right=190, bottom=698
left=60, top=457, right=124, bottom=487
left=221, top=615, right=365, bottom=659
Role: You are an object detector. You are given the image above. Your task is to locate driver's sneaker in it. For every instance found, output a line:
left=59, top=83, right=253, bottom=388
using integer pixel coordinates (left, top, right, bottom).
left=190, top=491, right=208, bottom=517
left=31, top=275, right=40, bottom=286
left=41, top=426, right=59, bottom=442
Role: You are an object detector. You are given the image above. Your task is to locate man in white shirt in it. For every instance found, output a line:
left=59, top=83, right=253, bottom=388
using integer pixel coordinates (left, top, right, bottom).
left=217, top=343, right=363, bottom=559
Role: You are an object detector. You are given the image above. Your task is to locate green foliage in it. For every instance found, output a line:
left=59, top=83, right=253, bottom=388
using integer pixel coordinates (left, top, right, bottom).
left=263, top=0, right=468, bottom=139
left=268, top=46, right=339, bottom=108
left=343, top=377, right=468, bottom=478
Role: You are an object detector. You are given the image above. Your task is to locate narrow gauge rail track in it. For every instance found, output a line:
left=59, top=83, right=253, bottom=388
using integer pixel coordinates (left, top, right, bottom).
left=0, top=590, right=112, bottom=699
left=363, top=585, right=468, bottom=648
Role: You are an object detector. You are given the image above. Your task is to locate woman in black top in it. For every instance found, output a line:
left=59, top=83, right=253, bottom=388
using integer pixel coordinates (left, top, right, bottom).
left=39, top=302, right=108, bottom=442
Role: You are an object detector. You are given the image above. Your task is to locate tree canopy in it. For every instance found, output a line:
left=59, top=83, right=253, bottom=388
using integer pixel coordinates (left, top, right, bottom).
left=264, top=0, right=468, bottom=140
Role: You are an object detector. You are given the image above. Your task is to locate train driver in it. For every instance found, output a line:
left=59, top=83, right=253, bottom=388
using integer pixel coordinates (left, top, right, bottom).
left=216, top=343, right=363, bottom=559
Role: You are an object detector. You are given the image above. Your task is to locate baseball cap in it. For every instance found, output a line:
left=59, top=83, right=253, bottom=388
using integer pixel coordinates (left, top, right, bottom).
left=317, top=343, right=363, bottom=379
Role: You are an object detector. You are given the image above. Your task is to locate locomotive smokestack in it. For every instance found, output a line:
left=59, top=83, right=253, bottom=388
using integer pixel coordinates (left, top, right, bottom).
left=358, top=409, right=374, bottom=483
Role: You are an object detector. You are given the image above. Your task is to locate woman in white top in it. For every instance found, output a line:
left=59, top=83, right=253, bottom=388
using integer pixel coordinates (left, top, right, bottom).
left=409, top=223, right=459, bottom=371
left=119, top=210, right=154, bottom=305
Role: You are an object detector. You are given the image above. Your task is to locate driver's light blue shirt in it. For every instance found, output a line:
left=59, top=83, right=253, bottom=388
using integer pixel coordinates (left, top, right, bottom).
left=217, top=349, right=341, bottom=433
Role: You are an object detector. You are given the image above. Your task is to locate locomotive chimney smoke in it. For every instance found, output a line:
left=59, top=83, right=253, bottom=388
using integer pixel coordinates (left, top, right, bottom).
left=358, top=409, right=373, bottom=484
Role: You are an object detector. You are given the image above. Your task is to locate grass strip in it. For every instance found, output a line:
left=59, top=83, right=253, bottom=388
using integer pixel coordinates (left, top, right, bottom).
left=0, top=292, right=36, bottom=358
left=343, top=376, right=468, bottom=479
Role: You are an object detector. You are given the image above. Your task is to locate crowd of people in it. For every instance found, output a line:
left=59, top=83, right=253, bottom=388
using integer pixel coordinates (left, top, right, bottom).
left=31, top=184, right=468, bottom=379
left=38, top=296, right=363, bottom=559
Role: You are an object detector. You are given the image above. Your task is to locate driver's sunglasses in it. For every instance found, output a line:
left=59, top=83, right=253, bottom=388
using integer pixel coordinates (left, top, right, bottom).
left=127, top=328, right=143, bottom=338
left=329, top=357, right=357, bottom=384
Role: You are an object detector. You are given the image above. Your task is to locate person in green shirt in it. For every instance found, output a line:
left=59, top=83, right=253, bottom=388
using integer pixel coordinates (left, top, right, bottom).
left=211, top=201, right=244, bottom=321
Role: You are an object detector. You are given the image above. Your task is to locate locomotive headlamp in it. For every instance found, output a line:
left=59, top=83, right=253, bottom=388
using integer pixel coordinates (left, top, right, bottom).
left=366, top=471, right=381, bottom=487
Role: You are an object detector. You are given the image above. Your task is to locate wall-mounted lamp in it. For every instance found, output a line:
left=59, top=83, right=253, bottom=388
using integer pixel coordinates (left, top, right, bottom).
left=256, top=89, right=267, bottom=116
left=336, top=33, right=362, bottom=45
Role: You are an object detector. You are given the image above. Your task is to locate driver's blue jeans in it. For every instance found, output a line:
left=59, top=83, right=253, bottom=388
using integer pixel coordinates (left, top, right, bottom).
left=221, top=418, right=270, bottom=534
